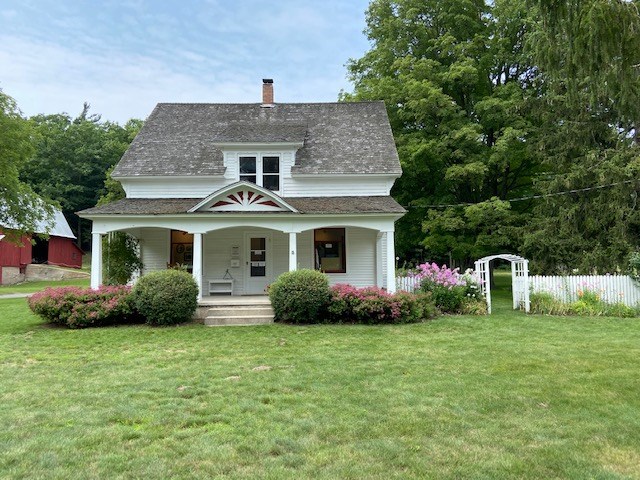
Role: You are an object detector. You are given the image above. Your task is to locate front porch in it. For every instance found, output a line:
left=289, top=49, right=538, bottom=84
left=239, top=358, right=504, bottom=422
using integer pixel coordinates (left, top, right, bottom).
left=91, top=223, right=398, bottom=298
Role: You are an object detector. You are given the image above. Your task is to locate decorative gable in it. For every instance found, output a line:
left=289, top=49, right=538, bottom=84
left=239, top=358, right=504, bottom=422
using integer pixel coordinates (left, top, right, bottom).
left=189, top=181, right=298, bottom=213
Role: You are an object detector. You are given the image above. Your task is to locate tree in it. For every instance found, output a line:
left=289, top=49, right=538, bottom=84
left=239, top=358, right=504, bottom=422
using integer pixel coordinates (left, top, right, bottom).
left=0, top=90, right=53, bottom=242
left=532, top=0, right=640, bottom=125
left=20, top=107, right=142, bottom=248
left=343, top=0, right=542, bottom=266
left=520, top=0, right=640, bottom=273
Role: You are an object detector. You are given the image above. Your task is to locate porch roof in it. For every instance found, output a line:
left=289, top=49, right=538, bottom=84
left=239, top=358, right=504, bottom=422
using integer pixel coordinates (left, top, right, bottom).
left=79, top=196, right=406, bottom=216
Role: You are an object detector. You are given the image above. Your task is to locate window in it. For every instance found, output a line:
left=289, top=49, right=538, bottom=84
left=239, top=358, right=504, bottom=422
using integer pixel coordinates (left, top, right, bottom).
left=239, top=156, right=257, bottom=184
left=239, top=155, right=280, bottom=191
left=314, top=228, right=346, bottom=273
left=170, top=230, right=194, bottom=273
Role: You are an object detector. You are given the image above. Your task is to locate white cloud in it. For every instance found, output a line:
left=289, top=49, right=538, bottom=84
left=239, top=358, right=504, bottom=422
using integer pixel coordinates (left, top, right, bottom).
left=0, top=0, right=370, bottom=123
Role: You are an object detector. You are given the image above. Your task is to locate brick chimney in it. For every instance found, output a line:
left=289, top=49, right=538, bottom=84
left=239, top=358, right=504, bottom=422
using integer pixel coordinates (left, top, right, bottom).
left=262, top=79, right=274, bottom=106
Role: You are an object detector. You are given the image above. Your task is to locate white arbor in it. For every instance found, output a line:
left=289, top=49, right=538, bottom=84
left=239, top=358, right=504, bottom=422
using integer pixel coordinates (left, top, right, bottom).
left=474, top=254, right=530, bottom=314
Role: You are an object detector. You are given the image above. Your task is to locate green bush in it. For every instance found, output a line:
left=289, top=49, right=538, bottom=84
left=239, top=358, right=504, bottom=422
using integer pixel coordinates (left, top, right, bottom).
left=460, top=298, right=488, bottom=315
left=268, top=269, right=332, bottom=323
left=530, top=292, right=572, bottom=315
left=132, top=270, right=199, bottom=325
left=420, top=283, right=466, bottom=314
left=530, top=291, right=639, bottom=318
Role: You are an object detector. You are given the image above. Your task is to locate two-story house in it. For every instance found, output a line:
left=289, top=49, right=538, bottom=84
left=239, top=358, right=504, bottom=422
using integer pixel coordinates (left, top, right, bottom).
left=80, top=80, right=405, bottom=299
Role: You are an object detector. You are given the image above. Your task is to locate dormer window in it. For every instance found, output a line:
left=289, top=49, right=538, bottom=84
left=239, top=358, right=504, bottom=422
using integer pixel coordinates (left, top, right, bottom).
left=239, top=155, right=280, bottom=191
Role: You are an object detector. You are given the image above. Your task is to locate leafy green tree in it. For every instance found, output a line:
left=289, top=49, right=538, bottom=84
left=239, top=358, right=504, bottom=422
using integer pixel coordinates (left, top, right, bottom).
left=20, top=106, right=142, bottom=248
left=344, top=0, right=541, bottom=266
left=520, top=0, right=640, bottom=273
left=0, top=90, right=53, bottom=242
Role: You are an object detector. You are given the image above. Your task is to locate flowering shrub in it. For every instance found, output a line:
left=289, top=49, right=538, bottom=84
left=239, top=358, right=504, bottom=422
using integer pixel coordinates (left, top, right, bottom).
left=28, top=286, right=137, bottom=328
left=327, top=284, right=436, bottom=324
left=412, top=263, right=485, bottom=314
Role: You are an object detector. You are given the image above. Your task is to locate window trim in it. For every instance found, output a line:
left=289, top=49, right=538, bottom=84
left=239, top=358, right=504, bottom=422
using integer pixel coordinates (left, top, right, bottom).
left=314, top=227, right=347, bottom=274
left=237, top=153, right=281, bottom=193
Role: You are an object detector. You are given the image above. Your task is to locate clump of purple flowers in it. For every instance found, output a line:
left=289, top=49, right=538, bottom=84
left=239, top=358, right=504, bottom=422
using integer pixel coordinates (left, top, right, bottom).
left=408, top=263, right=485, bottom=314
left=412, top=263, right=468, bottom=289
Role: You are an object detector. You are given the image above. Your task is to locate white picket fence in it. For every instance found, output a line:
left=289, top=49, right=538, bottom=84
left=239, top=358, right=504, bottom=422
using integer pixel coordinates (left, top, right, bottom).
left=396, top=276, right=421, bottom=293
left=530, top=275, right=640, bottom=307
left=398, top=273, right=640, bottom=307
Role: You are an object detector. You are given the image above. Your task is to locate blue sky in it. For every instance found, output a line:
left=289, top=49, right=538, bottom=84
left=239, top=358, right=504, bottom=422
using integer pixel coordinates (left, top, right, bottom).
left=0, top=0, right=371, bottom=123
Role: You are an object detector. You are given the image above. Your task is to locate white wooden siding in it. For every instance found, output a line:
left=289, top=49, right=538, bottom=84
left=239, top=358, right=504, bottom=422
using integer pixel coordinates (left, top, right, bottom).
left=138, top=227, right=169, bottom=273
left=530, top=275, right=640, bottom=307
left=119, top=163, right=396, bottom=198
left=282, top=176, right=395, bottom=197
left=135, top=226, right=379, bottom=292
left=121, top=177, right=228, bottom=198
left=310, top=227, right=377, bottom=288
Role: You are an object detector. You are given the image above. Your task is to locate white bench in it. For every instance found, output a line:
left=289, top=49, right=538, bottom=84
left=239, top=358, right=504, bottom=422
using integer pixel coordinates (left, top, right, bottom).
left=208, top=279, right=234, bottom=295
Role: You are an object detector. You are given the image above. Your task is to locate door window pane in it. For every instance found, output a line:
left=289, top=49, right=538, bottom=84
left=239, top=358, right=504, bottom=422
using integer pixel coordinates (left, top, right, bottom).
left=250, top=237, right=266, bottom=277
left=240, top=157, right=256, bottom=174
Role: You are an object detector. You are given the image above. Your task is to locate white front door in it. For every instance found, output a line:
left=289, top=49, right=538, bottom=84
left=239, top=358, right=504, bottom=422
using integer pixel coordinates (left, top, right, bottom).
left=244, top=232, right=272, bottom=294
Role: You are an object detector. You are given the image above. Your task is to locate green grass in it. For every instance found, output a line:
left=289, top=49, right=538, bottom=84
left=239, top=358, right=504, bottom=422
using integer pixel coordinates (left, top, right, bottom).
left=0, top=278, right=90, bottom=295
left=1, top=283, right=639, bottom=478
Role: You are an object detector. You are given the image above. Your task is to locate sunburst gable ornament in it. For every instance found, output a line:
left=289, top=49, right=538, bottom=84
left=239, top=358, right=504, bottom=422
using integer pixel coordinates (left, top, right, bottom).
left=208, top=189, right=286, bottom=211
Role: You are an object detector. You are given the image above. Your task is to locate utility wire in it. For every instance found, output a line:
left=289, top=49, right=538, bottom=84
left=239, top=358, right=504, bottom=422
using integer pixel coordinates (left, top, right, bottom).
left=408, top=179, right=639, bottom=209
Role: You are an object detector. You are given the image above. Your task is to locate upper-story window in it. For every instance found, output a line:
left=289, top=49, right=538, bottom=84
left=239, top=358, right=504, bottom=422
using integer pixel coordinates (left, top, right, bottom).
left=239, top=155, right=280, bottom=191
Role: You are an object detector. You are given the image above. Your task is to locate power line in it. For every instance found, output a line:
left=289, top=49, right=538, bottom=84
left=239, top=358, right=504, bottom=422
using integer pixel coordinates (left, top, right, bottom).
left=408, top=179, right=639, bottom=209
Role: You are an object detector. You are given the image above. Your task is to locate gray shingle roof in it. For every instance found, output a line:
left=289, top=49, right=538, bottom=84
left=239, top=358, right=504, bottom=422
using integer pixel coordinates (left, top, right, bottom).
left=111, top=102, right=401, bottom=177
left=79, top=196, right=405, bottom=216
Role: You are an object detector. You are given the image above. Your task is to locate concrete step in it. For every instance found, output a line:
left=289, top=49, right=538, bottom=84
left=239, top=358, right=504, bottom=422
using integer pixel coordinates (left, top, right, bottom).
left=206, top=306, right=274, bottom=318
left=205, top=315, right=274, bottom=326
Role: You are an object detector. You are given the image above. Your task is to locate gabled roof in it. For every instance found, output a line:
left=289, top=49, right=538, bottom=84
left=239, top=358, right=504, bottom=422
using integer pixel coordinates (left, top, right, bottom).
left=1, top=208, right=76, bottom=239
left=111, top=102, right=402, bottom=177
left=78, top=196, right=406, bottom=216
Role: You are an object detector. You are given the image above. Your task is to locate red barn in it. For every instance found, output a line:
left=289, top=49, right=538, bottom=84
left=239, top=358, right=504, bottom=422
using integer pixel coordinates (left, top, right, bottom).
left=0, top=209, right=83, bottom=284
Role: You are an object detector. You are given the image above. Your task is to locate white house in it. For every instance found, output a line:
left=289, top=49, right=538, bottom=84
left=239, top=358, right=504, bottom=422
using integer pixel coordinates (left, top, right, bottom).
left=80, top=80, right=405, bottom=299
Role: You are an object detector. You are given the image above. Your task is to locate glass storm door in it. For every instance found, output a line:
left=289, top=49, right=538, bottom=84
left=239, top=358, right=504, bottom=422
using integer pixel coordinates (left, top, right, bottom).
left=245, top=233, right=271, bottom=294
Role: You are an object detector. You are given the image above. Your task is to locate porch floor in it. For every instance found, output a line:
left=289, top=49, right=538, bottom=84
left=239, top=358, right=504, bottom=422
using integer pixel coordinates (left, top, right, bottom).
left=198, top=295, right=271, bottom=306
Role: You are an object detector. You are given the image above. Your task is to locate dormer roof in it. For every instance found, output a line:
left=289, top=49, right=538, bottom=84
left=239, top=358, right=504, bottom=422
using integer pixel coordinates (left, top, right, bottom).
left=111, top=102, right=401, bottom=178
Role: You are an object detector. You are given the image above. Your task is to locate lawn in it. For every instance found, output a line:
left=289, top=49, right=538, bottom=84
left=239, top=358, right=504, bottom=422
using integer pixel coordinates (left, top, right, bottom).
left=0, top=278, right=90, bottom=295
left=1, top=281, right=639, bottom=479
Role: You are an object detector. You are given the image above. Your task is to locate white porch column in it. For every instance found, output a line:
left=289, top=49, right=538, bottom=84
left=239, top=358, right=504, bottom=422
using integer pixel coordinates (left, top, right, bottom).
left=385, top=230, right=396, bottom=293
left=192, top=233, right=203, bottom=299
left=375, top=232, right=384, bottom=287
left=289, top=232, right=297, bottom=271
left=90, top=232, right=103, bottom=289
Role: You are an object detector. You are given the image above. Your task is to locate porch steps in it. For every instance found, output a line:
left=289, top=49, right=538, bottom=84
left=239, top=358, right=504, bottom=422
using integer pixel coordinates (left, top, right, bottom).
left=204, top=304, right=274, bottom=326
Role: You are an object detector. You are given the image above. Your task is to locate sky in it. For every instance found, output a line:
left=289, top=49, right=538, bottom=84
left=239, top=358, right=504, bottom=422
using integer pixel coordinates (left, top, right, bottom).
left=0, top=0, right=371, bottom=123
